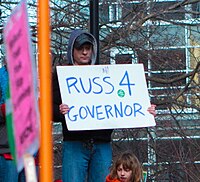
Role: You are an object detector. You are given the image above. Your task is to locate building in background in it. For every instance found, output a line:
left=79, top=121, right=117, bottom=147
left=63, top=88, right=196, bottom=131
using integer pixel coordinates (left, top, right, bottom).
left=0, top=0, right=200, bottom=181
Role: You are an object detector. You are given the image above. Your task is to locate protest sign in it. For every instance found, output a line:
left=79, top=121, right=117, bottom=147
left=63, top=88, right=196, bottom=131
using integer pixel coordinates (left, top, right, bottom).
left=4, top=0, right=39, bottom=171
left=57, top=64, right=156, bottom=130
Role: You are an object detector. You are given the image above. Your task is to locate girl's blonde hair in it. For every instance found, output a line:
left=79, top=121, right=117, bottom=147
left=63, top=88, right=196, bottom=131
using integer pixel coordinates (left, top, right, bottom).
left=109, top=151, right=143, bottom=182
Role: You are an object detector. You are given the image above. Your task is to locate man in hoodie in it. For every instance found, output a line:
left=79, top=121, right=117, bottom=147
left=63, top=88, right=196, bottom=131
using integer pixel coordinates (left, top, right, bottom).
left=53, top=29, right=113, bottom=182
left=53, top=29, right=156, bottom=182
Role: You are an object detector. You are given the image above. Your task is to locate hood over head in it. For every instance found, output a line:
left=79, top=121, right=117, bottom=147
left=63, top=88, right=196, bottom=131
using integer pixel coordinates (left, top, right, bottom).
left=67, top=29, right=97, bottom=65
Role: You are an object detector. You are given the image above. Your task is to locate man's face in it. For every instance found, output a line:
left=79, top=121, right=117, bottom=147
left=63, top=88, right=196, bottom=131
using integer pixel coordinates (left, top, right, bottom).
left=73, top=43, right=93, bottom=65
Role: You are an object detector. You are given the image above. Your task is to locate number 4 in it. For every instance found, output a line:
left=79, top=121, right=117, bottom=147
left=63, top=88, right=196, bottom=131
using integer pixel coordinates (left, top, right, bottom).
left=119, top=71, right=135, bottom=96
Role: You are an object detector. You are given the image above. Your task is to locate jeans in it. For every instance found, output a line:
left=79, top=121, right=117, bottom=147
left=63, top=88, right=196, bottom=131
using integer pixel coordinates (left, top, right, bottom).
left=0, top=156, right=26, bottom=182
left=62, top=140, right=112, bottom=182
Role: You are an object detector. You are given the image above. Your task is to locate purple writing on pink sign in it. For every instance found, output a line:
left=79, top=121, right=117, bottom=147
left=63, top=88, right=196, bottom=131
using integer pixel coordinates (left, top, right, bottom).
left=4, top=1, right=39, bottom=160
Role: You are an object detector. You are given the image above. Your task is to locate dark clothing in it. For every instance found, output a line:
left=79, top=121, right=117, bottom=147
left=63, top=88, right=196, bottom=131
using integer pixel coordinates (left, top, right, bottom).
left=0, top=103, right=10, bottom=154
left=0, top=66, right=9, bottom=154
left=53, top=29, right=113, bottom=142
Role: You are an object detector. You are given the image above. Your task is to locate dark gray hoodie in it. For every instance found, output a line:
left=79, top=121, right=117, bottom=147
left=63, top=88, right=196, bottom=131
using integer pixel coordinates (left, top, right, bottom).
left=67, top=29, right=97, bottom=65
left=53, top=29, right=113, bottom=142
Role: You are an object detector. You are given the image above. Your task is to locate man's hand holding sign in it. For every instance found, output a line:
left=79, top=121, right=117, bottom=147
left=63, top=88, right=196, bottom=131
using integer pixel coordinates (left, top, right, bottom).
left=57, top=64, right=156, bottom=131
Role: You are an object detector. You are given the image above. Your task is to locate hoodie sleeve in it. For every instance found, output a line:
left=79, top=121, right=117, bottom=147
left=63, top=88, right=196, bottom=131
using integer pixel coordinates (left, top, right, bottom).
left=52, top=68, right=65, bottom=123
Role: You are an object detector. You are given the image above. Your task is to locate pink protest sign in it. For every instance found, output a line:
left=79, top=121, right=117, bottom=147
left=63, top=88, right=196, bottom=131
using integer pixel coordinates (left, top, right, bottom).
left=3, top=0, right=39, bottom=171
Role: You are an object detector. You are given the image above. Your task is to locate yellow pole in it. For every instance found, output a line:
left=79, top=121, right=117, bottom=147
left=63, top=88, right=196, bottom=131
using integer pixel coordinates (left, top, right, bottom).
left=37, top=0, right=53, bottom=181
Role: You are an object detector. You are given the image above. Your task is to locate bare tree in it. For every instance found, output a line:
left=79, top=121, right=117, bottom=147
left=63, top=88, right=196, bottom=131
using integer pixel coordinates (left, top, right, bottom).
left=0, top=0, right=199, bottom=181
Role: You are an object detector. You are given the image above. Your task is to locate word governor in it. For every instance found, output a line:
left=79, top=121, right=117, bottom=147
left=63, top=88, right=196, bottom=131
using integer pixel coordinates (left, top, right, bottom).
left=67, top=102, right=145, bottom=122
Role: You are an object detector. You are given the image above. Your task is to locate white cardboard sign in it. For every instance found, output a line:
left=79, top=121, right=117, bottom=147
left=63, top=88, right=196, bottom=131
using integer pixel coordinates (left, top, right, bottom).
left=57, top=64, right=156, bottom=130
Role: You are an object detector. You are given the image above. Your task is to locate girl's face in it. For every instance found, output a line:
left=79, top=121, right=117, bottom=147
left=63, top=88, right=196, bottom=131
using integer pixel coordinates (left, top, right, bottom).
left=117, top=164, right=133, bottom=182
